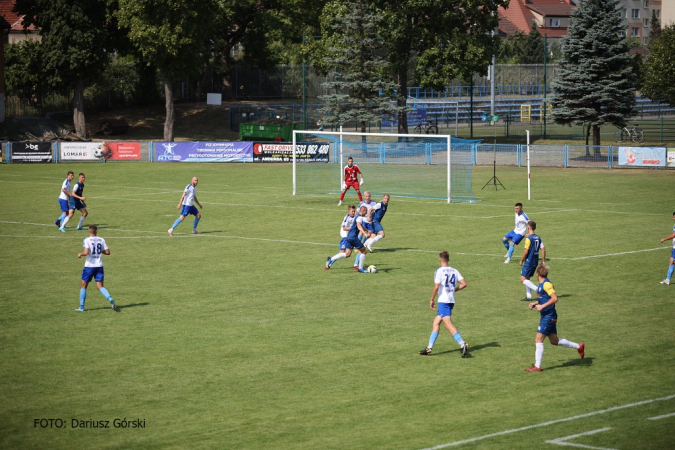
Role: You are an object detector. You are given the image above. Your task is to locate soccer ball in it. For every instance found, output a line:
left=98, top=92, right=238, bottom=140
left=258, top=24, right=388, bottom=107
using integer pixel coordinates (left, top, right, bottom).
left=367, top=265, right=377, bottom=273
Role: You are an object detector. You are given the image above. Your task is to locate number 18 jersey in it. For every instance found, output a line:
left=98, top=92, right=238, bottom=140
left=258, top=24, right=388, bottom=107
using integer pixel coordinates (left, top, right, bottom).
left=434, top=266, right=464, bottom=304
left=83, top=236, right=109, bottom=268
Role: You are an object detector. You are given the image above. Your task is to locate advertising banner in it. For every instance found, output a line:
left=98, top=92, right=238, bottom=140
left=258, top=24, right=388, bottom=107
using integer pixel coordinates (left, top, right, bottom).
left=12, top=142, right=53, bottom=162
left=618, top=147, right=666, bottom=167
left=60, top=142, right=141, bottom=161
left=382, top=109, right=427, bottom=127
left=667, top=148, right=675, bottom=168
left=155, top=142, right=253, bottom=162
left=252, top=142, right=330, bottom=162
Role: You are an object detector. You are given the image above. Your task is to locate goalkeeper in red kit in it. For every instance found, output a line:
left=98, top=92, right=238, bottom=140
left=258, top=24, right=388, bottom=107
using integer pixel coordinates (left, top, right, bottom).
left=338, top=157, right=364, bottom=206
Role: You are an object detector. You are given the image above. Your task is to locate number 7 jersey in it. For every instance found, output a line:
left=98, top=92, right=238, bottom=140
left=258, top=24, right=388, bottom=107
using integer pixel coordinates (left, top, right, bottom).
left=434, top=266, right=464, bottom=304
left=82, top=236, right=109, bottom=268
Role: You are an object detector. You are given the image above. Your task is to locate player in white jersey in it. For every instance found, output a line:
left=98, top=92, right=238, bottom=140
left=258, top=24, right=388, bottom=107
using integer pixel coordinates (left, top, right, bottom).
left=168, top=176, right=203, bottom=236
left=419, top=251, right=469, bottom=357
left=353, top=191, right=377, bottom=269
left=502, top=202, right=529, bottom=263
left=76, top=225, right=116, bottom=311
left=659, top=212, right=675, bottom=285
left=62, top=173, right=88, bottom=231
left=55, top=171, right=74, bottom=231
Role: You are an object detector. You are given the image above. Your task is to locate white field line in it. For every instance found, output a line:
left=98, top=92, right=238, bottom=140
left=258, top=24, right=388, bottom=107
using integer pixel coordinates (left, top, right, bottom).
left=419, top=394, right=675, bottom=450
left=647, top=412, right=675, bottom=420
left=0, top=221, right=669, bottom=260
left=545, top=427, right=615, bottom=450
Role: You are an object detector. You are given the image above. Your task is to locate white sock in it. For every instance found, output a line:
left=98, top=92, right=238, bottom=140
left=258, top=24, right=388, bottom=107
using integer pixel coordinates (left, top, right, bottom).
left=331, top=253, right=346, bottom=262
left=77, top=216, right=85, bottom=227
left=522, top=279, right=538, bottom=290
left=372, top=235, right=383, bottom=244
left=359, top=253, right=366, bottom=269
left=525, top=286, right=532, bottom=299
left=535, top=342, right=544, bottom=368
left=61, top=216, right=71, bottom=227
left=364, top=238, right=372, bottom=247
left=557, top=338, right=579, bottom=349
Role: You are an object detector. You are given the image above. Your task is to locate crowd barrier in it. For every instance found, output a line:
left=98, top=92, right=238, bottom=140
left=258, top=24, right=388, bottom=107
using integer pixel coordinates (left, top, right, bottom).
left=1, top=141, right=673, bottom=169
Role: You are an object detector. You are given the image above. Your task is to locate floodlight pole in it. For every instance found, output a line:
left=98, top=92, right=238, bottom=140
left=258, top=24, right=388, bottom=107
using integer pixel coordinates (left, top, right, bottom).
left=447, top=134, right=452, bottom=204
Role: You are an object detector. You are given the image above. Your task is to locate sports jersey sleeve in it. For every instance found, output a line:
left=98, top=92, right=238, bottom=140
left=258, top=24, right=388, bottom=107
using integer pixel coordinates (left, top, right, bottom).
left=455, top=270, right=464, bottom=282
left=102, top=239, right=109, bottom=251
left=523, top=238, right=531, bottom=251
left=434, top=269, right=442, bottom=284
left=543, top=281, right=555, bottom=296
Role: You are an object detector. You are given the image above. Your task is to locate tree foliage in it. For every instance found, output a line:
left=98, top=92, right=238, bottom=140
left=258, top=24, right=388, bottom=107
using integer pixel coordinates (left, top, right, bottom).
left=642, top=24, right=675, bottom=106
left=550, top=0, right=636, bottom=147
left=519, top=23, right=545, bottom=65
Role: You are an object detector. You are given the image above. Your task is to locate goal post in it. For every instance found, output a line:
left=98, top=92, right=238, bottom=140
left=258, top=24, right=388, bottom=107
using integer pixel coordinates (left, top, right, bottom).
left=292, top=129, right=478, bottom=203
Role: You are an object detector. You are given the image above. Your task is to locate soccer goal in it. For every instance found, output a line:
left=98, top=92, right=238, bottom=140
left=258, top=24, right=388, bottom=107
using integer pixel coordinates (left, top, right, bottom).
left=292, top=128, right=479, bottom=203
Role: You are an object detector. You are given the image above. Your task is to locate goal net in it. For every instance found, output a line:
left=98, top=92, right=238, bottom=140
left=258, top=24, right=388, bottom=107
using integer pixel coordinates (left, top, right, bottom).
left=292, top=129, right=479, bottom=203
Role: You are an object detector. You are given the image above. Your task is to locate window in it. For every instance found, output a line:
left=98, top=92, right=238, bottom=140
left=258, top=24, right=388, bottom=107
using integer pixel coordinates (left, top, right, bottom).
left=632, top=9, right=640, bottom=18
left=549, top=18, right=560, bottom=27
left=656, top=10, right=661, bottom=18
left=631, top=27, right=639, bottom=37
left=644, top=0, right=649, bottom=7
left=619, top=8, right=626, bottom=19
left=644, top=18, right=649, bottom=27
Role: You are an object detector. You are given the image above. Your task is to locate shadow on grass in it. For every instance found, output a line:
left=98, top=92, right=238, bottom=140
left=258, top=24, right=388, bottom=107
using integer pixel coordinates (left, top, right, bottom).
left=84, top=302, right=149, bottom=312
left=545, top=356, right=594, bottom=371
left=431, top=341, right=501, bottom=358
left=372, top=247, right=414, bottom=253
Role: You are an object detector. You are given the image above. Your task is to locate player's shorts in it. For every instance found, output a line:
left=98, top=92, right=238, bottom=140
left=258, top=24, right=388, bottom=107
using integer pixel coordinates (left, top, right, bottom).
left=362, top=222, right=374, bottom=234
left=180, top=205, right=200, bottom=217
left=82, top=266, right=105, bottom=283
left=504, top=230, right=525, bottom=245
left=344, top=180, right=360, bottom=191
left=69, top=198, right=85, bottom=210
left=537, top=313, right=557, bottom=336
left=521, top=264, right=537, bottom=278
left=58, top=198, right=69, bottom=213
left=339, top=237, right=353, bottom=251
left=437, top=302, right=455, bottom=318
left=670, top=247, right=675, bottom=259
left=347, top=236, right=364, bottom=250
left=372, top=220, right=384, bottom=233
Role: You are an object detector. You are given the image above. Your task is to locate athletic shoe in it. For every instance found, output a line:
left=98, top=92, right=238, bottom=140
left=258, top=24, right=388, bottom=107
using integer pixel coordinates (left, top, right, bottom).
left=324, top=257, right=332, bottom=270
left=504, top=253, right=509, bottom=258
left=55, top=219, right=61, bottom=227
left=525, top=364, right=542, bottom=372
left=521, top=297, right=532, bottom=302
left=111, top=303, right=117, bottom=311
left=461, top=343, right=469, bottom=358
left=352, top=266, right=359, bottom=270
left=59, top=227, right=66, bottom=233
left=358, top=268, right=369, bottom=273
left=76, top=226, right=83, bottom=230
left=419, top=348, right=432, bottom=355
left=168, top=228, right=173, bottom=236
left=578, top=342, right=585, bottom=359
left=365, top=243, right=373, bottom=252
left=660, top=279, right=670, bottom=285
left=338, top=200, right=342, bottom=206
left=75, top=307, right=84, bottom=312
left=504, top=257, right=510, bottom=264
left=192, top=229, right=198, bottom=234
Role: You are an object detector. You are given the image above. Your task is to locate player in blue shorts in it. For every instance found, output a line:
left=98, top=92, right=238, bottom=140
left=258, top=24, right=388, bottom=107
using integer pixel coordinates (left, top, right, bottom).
left=419, top=251, right=469, bottom=357
left=502, top=202, right=529, bottom=264
left=519, top=221, right=545, bottom=301
left=325, top=205, right=371, bottom=272
left=76, top=224, right=116, bottom=312
left=364, top=193, right=389, bottom=252
left=659, top=212, right=675, bottom=285
left=353, top=191, right=377, bottom=270
left=525, top=264, right=584, bottom=372
left=55, top=171, right=74, bottom=231
left=325, top=205, right=357, bottom=270
left=168, top=177, right=202, bottom=236
left=63, top=173, right=88, bottom=230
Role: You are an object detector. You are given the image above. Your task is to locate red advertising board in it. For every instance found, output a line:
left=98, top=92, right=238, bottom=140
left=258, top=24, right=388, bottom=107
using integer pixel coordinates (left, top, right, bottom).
left=108, top=142, right=141, bottom=160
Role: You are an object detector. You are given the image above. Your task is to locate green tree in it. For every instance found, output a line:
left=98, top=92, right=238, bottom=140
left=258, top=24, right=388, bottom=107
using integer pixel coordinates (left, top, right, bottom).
left=519, top=23, right=545, bottom=64
left=373, top=0, right=505, bottom=133
left=642, top=24, right=675, bottom=106
left=550, top=0, right=636, bottom=149
left=117, top=0, right=218, bottom=141
left=13, top=0, right=112, bottom=137
left=649, top=9, right=662, bottom=40
left=317, top=0, right=403, bottom=131
left=4, top=39, right=49, bottom=105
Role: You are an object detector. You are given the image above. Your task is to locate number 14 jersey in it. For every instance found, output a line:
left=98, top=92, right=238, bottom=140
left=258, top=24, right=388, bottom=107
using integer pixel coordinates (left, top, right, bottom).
left=434, top=266, right=464, bottom=304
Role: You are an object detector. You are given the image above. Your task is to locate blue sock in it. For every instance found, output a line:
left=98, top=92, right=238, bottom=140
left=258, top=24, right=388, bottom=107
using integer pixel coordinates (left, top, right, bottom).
left=503, top=239, right=509, bottom=250
left=193, top=217, right=200, bottom=229
left=57, top=213, right=66, bottom=224
left=79, top=288, right=86, bottom=309
left=507, top=243, right=514, bottom=258
left=427, top=331, right=439, bottom=348
left=452, top=332, right=464, bottom=345
left=668, top=264, right=674, bottom=280
left=172, top=218, right=183, bottom=229
left=99, top=287, right=113, bottom=303
left=354, top=253, right=360, bottom=266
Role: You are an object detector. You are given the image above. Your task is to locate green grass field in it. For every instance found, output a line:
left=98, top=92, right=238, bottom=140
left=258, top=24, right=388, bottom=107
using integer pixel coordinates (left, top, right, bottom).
left=1, top=162, right=674, bottom=449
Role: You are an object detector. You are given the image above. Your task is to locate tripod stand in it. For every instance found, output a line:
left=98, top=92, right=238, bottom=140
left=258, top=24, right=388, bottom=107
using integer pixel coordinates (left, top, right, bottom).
left=482, top=151, right=505, bottom=190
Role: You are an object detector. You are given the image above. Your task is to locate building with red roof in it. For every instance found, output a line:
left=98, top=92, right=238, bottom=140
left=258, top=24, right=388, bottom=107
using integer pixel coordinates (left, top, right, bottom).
left=0, top=0, right=39, bottom=45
